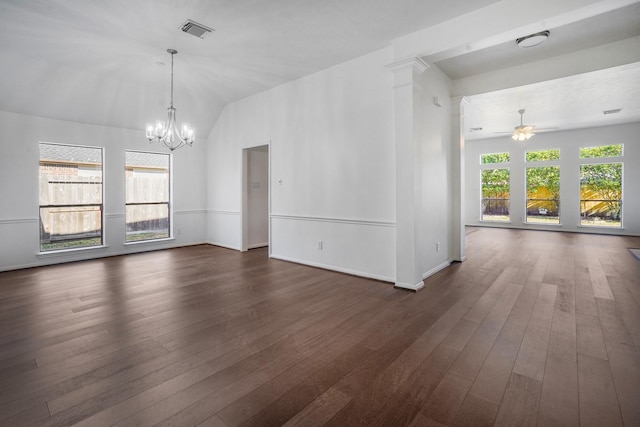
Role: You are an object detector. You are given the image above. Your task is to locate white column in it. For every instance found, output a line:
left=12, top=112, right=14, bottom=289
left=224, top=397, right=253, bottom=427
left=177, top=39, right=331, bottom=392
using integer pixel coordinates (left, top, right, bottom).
left=387, top=57, right=429, bottom=291
left=451, top=96, right=468, bottom=262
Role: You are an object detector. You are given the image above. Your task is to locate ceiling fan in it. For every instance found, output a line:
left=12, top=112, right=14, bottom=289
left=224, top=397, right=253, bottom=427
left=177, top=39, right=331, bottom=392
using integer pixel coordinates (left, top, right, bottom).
left=494, top=109, right=558, bottom=141
left=511, top=109, right=535, bottom=141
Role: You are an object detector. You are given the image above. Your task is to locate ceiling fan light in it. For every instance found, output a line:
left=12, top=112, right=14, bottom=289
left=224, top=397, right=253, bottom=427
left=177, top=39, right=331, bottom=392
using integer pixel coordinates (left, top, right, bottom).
left=512, top=128, right=535, bottom=141
left=511, top=109, right=535, bottom=142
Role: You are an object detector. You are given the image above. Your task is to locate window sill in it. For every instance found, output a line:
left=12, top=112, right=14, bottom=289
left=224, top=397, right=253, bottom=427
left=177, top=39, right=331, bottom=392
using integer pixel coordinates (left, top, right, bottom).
left=578, top=225, right=624, bottom=230
left=37, top=245, right=109, bottom=258
left=125, top=237, right=175, bottom=246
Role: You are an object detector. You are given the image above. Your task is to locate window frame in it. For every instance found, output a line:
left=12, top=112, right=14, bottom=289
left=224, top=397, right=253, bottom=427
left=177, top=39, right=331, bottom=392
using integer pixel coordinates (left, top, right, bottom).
left=38, top=142, right=105, bottom=253
left=523, top=149, right=561, bottom=225
left=479, top=152, right=511, bottom=223
left=578, top=144, right=624, bottom=228
left=124, top=149, right=173, bottom=244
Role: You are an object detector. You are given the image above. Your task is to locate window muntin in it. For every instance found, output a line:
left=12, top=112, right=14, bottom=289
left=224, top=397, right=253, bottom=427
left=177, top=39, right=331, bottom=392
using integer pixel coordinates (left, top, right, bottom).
left=580, top=144, right=623, bottom=158
left=526, top=149, right=560, bottom=162
left=580, top=162, right=622, bottom=228
left=39, top=143, right=103, bottom=251
left=526, top=166, right=560, bottom=224
left=481, top=152, right=510, bottom=164
left=125, top=151, right=170, bottom=242
left=481, top=168, right=510, bottom=222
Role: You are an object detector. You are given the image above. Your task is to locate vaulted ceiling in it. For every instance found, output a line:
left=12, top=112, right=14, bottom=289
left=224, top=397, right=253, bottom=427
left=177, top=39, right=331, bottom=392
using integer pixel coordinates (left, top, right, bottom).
left=0, top=0, right=638, bottom=141
left=0, top=0, right=495, bottom=137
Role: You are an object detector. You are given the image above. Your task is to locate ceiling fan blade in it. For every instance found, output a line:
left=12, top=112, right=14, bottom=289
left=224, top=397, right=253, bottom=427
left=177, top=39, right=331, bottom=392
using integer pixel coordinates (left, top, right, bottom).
left=491, top=126, right=559, bottom=134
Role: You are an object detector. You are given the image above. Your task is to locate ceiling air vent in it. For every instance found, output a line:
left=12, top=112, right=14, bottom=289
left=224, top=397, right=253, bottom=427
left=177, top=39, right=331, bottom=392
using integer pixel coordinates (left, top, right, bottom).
left=180, top=19, right=214, bottom=39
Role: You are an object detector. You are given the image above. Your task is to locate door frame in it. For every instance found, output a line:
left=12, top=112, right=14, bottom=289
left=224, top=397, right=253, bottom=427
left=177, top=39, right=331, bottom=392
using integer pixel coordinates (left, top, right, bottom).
left=241, top=142, right=271, bottom=253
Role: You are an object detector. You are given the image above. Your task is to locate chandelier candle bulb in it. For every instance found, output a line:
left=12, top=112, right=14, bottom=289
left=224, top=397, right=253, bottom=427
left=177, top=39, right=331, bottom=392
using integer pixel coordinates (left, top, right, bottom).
left=145, top=123, right=154, bottom=139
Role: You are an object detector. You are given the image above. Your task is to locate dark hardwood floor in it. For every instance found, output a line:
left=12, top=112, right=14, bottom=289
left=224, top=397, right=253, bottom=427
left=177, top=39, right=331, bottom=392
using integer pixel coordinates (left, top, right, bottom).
left=1, top=227, right=639, bottom=426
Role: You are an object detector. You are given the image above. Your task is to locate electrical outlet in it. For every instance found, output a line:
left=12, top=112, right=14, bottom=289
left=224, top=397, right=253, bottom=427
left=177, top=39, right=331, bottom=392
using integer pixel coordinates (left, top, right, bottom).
left=317, top=241, right=323, bottom=250
left=436, top=241, right=440, bottom=252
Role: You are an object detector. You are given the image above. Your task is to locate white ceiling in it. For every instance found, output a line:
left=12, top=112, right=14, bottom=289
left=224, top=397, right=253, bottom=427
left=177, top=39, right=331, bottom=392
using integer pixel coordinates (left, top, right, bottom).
left=463, top=62, right=640, bottom=140
left=432, top=3, right=640, bottom=80
left=0, top=0, right=638, bottom=141
left=428, top=2, right=640, bottom=141
left=0, top=0, right=495, bottom=137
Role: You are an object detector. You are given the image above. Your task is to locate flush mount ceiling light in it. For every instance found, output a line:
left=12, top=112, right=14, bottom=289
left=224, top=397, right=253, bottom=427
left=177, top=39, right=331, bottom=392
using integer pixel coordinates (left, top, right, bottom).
left=512, top=109, right=535, bottom=142
left=516, top=30, right=550, bottom=48
left=146, top=49, right=194, bottom=151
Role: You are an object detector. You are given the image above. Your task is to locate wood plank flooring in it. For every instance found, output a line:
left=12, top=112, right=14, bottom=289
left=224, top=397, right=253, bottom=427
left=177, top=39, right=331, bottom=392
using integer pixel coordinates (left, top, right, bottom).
left=1, top=227, right=639, bottom=426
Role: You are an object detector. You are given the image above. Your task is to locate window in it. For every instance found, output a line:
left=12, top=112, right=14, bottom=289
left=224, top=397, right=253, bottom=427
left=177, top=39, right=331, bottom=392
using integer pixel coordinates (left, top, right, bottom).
left=580, top=144, right=623, bottom=158
left=125, top=151, right=171, bottom=242
left=481, top=152, right=510, bottom=164
left=39, top=143, right=103, bottom=251
left=579, top=144, right=623, bottom=228
left=525, top=149, right=560, bottom=224
left=480, top=153, right=510, bottom=222
left=526, top=148, right=559, bottom=162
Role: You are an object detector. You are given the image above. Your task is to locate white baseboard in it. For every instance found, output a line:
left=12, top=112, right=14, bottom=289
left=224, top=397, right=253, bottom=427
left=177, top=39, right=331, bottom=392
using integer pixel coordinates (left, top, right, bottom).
left=205, top=241, right=241, bottom=251
left=248, top=243, right=268, bottom=249
left=1, top=241, right=209, bottom=272
left=269, top=253, right=394, bottom=283
left=394, top=281, right=425, bottom=291
left=423, top=259, right=452, bottom=280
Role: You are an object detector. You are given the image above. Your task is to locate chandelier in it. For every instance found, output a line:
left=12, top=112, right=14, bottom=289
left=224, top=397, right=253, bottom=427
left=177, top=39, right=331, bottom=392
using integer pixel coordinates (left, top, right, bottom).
left=146, top=49, right=195, bottom=150
left=512, top=109, right=535, bottom=142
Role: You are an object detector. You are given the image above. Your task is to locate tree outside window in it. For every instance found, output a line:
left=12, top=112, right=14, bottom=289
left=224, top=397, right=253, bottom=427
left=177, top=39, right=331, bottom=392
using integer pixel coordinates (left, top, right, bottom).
left=481, top=168, right=510, bottom=221
left=525, top=149, right=560, bottom=224
left=526, top=166, right=560, bottom=224
left=480, top=153, right=510, bottom=222
left=579, top=145, right=622, bottom=227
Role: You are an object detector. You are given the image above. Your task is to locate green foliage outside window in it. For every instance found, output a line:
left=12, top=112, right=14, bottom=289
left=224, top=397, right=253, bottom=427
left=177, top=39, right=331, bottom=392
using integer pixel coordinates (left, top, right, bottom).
left=481, top=152, right=510, bottom=164
left=481, top=168, right=510, bottom=221
left=526, top=166, right=560, bottom=201
left=580, top=162, right=622, bottom=221
left=482, top=168, right=510, bottom=198
left=526, top=149, right=560, bottom=162
left=526, top=166, right=560, bottom=223
left=579, top=145, right=623, bottom=226
left=580, top=144, right=623, bottom=158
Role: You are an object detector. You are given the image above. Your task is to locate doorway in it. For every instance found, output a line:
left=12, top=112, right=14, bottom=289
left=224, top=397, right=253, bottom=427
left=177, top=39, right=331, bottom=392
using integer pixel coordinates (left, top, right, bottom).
left=241, top=144, right=269, bottom=252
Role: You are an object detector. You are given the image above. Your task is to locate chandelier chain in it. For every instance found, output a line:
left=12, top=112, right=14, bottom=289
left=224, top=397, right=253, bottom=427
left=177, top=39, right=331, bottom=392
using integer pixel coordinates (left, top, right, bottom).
left=170, top=51, right=174, bottom=108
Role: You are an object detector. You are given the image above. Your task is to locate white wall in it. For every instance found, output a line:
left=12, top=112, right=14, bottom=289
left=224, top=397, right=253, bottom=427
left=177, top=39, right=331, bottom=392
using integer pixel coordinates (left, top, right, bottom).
left=206, top=48, right=396, bottom=281
left=415, top=65, right=454, bottom=278
left=0, top=110, right=207, bottom=271
left=465, top=122, right=640, bottom=235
